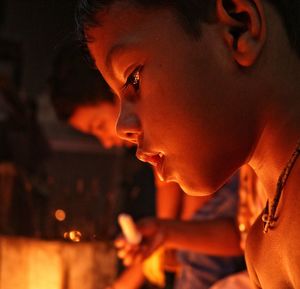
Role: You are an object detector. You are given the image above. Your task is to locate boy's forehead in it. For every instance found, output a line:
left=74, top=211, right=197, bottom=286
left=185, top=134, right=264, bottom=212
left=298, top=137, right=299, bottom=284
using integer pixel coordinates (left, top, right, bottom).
left=87, top=3, right=153, bottom=46
left=86, top=2, right=179, bottom=71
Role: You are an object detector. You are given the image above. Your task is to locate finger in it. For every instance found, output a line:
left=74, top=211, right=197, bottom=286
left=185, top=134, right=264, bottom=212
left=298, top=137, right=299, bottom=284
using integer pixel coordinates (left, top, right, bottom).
left=114, top=237, right=127, bottom=248
left=117, top=243, right=140, bottom=260
left=117, top=248, right=127, bottom=259
left=117, top=245, right=136, bottom=259
left=123, top=250, right=143, bottom=266
left=117, top=246, right=130, bottom=259
left=123, top=256, right=133, bottom=266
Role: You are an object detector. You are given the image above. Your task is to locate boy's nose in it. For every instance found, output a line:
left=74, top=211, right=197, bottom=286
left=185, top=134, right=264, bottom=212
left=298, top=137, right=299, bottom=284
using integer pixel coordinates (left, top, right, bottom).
left=116, top=111, right=142, bottom=144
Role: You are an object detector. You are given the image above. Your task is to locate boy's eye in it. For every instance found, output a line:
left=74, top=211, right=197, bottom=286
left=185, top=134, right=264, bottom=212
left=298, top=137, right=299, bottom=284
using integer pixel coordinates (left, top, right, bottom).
left=124, top=66, right=142, bottom=92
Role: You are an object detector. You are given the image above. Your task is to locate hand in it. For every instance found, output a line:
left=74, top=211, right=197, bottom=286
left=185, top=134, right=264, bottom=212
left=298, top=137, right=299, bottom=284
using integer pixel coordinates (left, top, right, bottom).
left=115, top=217, right=167, bottom=266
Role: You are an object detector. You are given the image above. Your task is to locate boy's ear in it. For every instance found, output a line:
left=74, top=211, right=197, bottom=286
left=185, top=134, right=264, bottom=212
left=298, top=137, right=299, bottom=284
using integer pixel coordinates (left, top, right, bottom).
left=216, top=0, right=266, bottom=67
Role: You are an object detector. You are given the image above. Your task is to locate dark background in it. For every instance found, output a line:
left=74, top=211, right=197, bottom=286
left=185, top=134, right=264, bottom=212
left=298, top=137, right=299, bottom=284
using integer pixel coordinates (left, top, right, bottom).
left=0, top=0, right=155, bottom=241
left=0, top=0, right=77, bottom=97
left=0, top=0, right=123, bottom=240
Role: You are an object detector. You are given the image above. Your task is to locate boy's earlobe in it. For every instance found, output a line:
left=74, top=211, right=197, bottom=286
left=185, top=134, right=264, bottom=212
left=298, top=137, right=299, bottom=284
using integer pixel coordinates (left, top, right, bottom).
left=216, top=0, right=266, bottom=67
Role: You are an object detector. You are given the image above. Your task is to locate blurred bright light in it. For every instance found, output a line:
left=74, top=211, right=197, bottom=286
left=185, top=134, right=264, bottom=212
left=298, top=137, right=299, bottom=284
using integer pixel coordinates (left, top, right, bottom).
left=64, top=230, right=82, bottom=242
left=54, top=209, right=66, bottom=221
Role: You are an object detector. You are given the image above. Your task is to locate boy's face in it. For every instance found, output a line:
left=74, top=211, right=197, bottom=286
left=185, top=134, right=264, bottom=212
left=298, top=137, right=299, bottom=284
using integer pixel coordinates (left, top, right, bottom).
left=87, top=2, right=260, bottom=195
left=69, top=102, right=128, bottom=148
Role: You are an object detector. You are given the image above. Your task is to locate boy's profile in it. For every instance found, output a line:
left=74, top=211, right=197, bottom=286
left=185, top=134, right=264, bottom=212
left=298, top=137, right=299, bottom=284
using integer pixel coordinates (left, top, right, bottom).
left=76, top=0, right=300, bottom=288
left=50, top=41, right=245, bottom=289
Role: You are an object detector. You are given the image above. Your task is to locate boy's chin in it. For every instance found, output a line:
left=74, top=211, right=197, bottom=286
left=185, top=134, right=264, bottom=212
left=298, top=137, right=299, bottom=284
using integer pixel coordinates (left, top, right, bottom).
left=178, top=182, right=215, bottom=197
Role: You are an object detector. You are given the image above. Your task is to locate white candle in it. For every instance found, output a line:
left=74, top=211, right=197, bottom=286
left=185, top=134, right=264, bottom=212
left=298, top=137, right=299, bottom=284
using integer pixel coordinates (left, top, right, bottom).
left=118, top=214, right=142, bottom=245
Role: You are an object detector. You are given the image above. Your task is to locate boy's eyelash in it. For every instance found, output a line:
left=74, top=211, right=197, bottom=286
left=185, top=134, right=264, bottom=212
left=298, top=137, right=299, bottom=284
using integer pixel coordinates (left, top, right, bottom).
left=123, top=66, right=142, bottom=91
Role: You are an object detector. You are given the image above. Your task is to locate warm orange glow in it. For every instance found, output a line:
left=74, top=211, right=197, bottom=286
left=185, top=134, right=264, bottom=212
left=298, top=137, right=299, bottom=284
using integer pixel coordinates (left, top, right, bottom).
left=54, top=209, right=66, bottom=221
left=0, top=236, right=117, bottom=288
left=142, top=247, right=165, bottom=287
left=239, top=223, right=246, bottom=232
left=64, top=230, right=82, bottom=242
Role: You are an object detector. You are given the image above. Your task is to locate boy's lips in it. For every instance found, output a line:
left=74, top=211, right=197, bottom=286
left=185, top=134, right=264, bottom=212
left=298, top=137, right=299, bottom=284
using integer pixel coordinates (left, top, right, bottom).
left=136, top=149, right=166, bottom=181
left=136, top=149, right=163, bottom=166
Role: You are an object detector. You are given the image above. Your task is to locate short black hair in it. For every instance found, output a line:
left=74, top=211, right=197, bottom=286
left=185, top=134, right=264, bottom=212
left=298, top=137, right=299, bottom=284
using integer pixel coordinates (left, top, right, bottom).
left=50, top=41, right=114, bottom=122
left=76, top=0, right=216, bottom=64
left=75, top=0, right=300, bottom=58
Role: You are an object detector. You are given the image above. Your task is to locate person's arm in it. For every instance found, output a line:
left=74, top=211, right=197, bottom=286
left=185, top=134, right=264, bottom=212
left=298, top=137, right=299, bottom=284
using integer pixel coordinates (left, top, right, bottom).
left=115, top=217, right=243, bottom=266
left=161, top=218, right=242, bottom=255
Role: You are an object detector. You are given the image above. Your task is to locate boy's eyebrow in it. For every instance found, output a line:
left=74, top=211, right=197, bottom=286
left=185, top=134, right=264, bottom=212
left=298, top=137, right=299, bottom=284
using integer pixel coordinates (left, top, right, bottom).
left=104, top=42, right=137, bottom=96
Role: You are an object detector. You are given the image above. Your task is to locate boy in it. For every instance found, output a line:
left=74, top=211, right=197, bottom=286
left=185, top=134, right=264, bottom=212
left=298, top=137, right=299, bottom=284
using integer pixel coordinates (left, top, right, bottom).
left=76, top=0, right=300, bottom=288
left=50, top=42, right=244, bottom=289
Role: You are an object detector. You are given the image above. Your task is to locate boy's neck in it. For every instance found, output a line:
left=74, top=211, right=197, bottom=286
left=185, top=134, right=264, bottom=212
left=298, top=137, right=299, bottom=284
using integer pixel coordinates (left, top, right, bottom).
left=249, top=94, right=300, bottom=199
left=248, top=50, right=300, bottom=199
